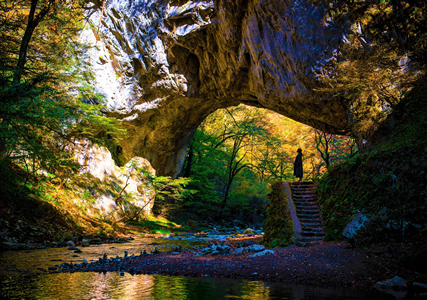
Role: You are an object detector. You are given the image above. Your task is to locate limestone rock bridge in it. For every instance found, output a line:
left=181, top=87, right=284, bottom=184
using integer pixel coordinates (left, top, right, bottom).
left=85, top=0, right=356, bottom=176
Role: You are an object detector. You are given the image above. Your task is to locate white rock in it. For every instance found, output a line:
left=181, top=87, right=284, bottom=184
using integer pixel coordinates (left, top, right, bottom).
left=246, top=244, right=265, bottom=253
left=343, top=211, right=370, bottom=240
left=249, top=250, right=274, bottom=257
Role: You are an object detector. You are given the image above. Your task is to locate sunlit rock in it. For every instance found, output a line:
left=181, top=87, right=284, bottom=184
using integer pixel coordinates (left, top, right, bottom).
left=74, top=139, right=155, bottom=215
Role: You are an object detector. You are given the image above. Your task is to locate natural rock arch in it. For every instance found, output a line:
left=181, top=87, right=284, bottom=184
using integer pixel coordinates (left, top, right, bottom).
left=85, top=0, right=352, bottom=176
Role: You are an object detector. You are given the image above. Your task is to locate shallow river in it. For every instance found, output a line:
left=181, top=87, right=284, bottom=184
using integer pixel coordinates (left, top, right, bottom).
left=0, top=236, right=421, bottom=299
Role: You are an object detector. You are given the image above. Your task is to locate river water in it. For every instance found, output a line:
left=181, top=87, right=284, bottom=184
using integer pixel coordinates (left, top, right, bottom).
left=0, top=236, right=421, bottom=299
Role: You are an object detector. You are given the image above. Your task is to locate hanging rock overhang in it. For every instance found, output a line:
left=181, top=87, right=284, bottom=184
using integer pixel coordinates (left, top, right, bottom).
left=85, top=0, right=351, bottom=176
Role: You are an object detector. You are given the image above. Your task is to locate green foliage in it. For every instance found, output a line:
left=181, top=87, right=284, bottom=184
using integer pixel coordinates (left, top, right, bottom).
left=0, top=0, right=126, bottom=179
left=178, top=107, right=272, bottom=222
left=321, top=0, right=427, bottom=63
left=317, top=78, right=427, bottom=244
left=261, top=182, right=294, bottom=247
left=129, top=215, right=187, bottom=234
left=315, top=0, right=426, bottom=143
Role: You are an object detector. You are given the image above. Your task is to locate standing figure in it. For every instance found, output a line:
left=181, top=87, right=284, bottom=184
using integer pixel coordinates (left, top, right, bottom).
left=294, top=148, right=303, bottom=182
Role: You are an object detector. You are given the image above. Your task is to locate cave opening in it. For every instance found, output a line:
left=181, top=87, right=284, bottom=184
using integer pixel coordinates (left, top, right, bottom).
left=152, top=104, right=356, bottom=224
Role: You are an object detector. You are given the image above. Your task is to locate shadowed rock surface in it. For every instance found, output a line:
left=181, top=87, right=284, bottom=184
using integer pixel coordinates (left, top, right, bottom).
left=84, top=0, right=350, bottom=175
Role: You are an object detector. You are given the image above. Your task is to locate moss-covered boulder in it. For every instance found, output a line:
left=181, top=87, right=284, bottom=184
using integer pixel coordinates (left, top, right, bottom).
left=261, top=182, right=294, bottom=248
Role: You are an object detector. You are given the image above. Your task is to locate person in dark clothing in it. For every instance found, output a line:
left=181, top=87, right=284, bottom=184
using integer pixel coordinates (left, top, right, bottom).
left=294, top=148, right=303, bottom=182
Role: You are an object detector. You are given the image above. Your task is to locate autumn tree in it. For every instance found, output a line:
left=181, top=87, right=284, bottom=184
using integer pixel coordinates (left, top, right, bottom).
left=312, top=129, right=358, bottom=176
left=314, top=0, right=426, bottom=142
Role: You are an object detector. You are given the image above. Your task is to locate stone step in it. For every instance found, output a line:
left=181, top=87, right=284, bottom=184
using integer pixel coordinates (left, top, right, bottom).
left=302, top=229, right=324, bottom=234
left=297, top=213, right=322, bottom=218
left=301, top=222, right=323, bottom=228
left=293, top=199, right=317, bottom=203
left=295, top=202, right=318, bottom=206
left=294, top=201, right=318, bottom=206
left=296, top=209, right=320, bottom=214
left=296, top=241, right=322, bottom=247
left=293, top=193, right=316, bottom=197
left=304, top=227, right=325, bottom=233
left=294, top=199, right=318, bottom=204
left=290, top=181, right=314, bottom=185
left=302, top=230, right=325, bottom=236
left=295, top=206, right=319, bottom=211
left=289, top=181, right=324, bottom=247
left=294, top=197, right=317, bottom=201
left=293, top=197, right=317, bottom=201
left=293, top=190, right=316, bottom=193
left=300, top=236, right=324, bottom=242
left=299, top=219, right=322, bottom=224
left=291, top=189, right=315, bottom=193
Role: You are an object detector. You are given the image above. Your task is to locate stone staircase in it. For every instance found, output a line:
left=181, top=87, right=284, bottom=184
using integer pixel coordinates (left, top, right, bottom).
left=289, top=181, right=325, bottom=247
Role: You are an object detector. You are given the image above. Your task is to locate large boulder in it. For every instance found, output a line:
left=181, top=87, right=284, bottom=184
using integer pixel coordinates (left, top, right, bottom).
left=83, top=0, right=352, bottom=176
left=74, top=140, right=155, bottom=215
left=343, top=211, right=371, bottom=245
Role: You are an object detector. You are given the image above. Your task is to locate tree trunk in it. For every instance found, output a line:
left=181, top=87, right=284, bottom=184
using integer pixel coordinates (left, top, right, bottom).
left=183, top=141, right=194, bottom=177
left=13, top=0, right=52, bottom=85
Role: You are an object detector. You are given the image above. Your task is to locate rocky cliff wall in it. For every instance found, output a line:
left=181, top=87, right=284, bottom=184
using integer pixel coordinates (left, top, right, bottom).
left=83, top=0, right=351, bottom=176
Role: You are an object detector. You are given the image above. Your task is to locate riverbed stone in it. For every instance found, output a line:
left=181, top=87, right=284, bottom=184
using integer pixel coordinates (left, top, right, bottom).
left=246, top=244, right=265, bottom=253
left=234, top=247, right=245, bottom=256
left=249, top=250, right=275, bottom=257
left=2, top=242, right=31, bottom=250
left=375, top=276, right=407, bottom=290
left=414, top=282, right=427, bottom=290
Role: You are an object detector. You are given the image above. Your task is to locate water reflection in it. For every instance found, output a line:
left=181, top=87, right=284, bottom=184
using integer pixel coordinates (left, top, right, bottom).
left=0, top=237, right=419, bottom=300
left=1, top=272, right=402, bottom=300
left=0, top=236, right=204, bottom=273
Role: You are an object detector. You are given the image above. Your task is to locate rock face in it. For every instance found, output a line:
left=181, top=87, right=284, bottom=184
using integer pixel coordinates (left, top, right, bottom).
left=84, top=0, right=351, bottom=176
left=75, top=140, right=155, bottom=215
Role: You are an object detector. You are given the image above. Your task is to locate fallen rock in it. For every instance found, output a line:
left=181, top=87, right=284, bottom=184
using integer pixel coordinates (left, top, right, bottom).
left=246, top=244, right=265, bottom=253
left=343, top=211, right=370, bottom=245
left=233, top=247, right=245, bottom=256
left=194, top=244, right=231, bottom=257
left=66, top=240, right=75, bottom=247
left=249, top=250, right=275, bottom=257
left=413, top=282, right=427, bottom=291
left=375, top=276, right=407, bottom=291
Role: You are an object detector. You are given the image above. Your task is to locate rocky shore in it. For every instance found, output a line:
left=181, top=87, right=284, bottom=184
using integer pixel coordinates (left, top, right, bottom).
left=45, top=239, right=424, bottom=292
